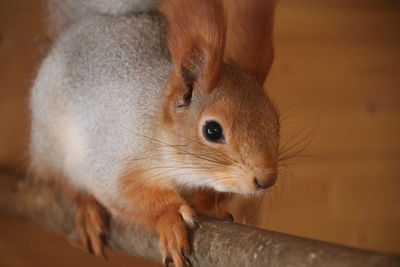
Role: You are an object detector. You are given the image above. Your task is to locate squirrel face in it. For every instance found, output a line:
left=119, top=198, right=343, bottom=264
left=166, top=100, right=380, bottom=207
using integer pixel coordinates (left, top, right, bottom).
left=160, top=0, right=278, bottom=195
left=163, top=65, right=279, bottom=194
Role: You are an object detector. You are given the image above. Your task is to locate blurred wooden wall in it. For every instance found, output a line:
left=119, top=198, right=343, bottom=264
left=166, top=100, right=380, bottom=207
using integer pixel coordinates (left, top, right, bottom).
left=264, top=0, right=400, bottom=255
left=0, top=0, right=399, bottom=266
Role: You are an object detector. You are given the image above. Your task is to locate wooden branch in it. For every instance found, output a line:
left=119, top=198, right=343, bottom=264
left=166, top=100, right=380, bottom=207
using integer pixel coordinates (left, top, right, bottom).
left=0, top=168, right=399, bottom=267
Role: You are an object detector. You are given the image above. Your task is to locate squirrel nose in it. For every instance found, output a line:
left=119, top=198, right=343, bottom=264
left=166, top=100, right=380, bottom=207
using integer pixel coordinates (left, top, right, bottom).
left=254, top=172, right=277, bottom=189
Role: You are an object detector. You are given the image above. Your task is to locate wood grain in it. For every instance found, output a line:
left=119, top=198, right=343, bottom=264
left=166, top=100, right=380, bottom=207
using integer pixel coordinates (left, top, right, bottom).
left=0, top=0, right=399, bottom=266
left=264, top=0, right=400, bottom=254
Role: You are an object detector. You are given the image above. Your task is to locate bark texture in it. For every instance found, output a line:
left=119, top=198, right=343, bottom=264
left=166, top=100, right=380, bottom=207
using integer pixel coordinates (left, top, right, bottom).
left=0, top=168, right=399, bottom=267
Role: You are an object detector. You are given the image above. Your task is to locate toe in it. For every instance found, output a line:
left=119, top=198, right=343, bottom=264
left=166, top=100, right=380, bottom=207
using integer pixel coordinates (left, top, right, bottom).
left=179, top=205, right=197, bottom=229
left=164, top=257, right=173, bottom=267
left=157, top=209, right=193, bottom=267
left=74, top=207, right=90, bottom=252
left=85, top=219, right=106, bottom=258
left=74, top=194, right=108, bottom=258
left=224, top=213, right=234, bottom=222
left=172, top=221, right=190, bottom=256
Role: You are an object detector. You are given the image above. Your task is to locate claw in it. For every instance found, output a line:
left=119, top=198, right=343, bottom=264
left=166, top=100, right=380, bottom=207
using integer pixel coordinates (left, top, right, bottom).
left=180, top=248, right=191, bottom=266
left=87, top=241, right=94, bottom=255
left=164, top=257, right=173, bottom=267
left=180, top=248, right=187, bottom=258
left=74, top=194, right=108, bottom=258
left=192, top=216, right=201, bottom=228
left=158, top=204, right=196, bottom=267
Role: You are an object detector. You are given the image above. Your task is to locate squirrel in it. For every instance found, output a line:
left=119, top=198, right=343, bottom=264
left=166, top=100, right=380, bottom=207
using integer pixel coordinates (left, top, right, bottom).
left=29, top=0, right=278, bottom=266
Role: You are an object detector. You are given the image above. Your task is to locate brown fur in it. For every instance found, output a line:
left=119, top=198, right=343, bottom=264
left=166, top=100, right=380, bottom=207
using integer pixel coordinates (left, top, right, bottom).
left=75, top=193, right=108, bottom=258
left=29, top=0, right=278, bottom=266
left=118, top=171, right=195, bottom=266
left=118, top=171, right=186, bottom=227
left=163, top=64, right=279, bottom=193
left=225, top=0, right=276, bottom=85
left=186, top=189, right=233, bottom=220
left=160, top=0, right=227, bottom=125
left=39, top=0, right=279, bottom=266
left=159, top=0, right=226, bottom=93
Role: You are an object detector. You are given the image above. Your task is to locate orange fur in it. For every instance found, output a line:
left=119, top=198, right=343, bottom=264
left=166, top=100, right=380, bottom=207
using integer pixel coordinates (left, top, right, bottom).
left=72, top=0, right=277, bottom=265
left=118, top=171, right=196, bottom=266
left=75, top=193, right=108, bottom=258
left=159, top=0, right=227, bottom=93
left=186, top=189, right=233, bottom=220
left=31, top=0, right=279, bottom=266
left=30, top=165, right=108, bottom=257
left=162, top=64, right=279, bottom=193
left=118, top=171, right=186, bottom=227
left=225, top=0, right=275, bottom=85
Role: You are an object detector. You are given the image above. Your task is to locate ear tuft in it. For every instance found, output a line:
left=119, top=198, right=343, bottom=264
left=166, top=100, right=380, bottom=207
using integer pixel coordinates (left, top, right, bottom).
left=160, top=0, right=227, bottom=93
left=224, top=0, right=276, bottom=85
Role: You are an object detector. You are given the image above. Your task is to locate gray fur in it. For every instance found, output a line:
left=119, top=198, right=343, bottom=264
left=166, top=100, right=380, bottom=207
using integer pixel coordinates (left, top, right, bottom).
left=48, top=0, right=160, bottom=34
left=30, top=5, right=170, bottom=208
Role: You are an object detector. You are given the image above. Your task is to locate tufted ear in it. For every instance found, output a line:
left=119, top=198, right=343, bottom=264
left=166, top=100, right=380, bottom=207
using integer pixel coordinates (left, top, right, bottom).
left=160, top=0, right=227, bottom=109
left=224, top=0, right=276, bottom=85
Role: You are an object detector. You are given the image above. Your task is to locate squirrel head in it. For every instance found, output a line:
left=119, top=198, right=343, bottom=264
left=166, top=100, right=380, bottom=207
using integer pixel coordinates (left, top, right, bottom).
left=159, top=0, right=278, bottom=194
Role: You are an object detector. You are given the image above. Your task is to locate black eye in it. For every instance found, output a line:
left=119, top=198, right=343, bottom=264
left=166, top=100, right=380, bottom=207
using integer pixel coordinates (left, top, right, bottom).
left=202, top=120, right=224, bottom=143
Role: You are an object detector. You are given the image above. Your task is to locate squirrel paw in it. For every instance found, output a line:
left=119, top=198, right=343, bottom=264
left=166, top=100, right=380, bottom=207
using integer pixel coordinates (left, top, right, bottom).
left=157, top=204, right=198, bottom=267
left=215, top=205, right=234, bottom=222
left=74, top=194, right=108, bottom=258
left=219, top=212, right=234, bottom=222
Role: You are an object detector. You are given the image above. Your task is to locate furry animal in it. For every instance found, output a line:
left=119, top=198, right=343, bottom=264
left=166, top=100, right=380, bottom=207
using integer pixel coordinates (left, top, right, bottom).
left=30, top=0, right=277, bottom=265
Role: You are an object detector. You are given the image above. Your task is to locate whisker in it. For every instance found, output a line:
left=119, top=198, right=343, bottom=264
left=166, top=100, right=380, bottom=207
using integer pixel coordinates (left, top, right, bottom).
left=157, top=121, right=241, bottom=166
left=231, top=121, right=245, bottom=167
left=278, top=122, right=318, bottom=159
left=278, top=131, right=315, bottom=163
left=119, top=124, right=231, bottom=166
left=279, top=125, right=312, bottom=155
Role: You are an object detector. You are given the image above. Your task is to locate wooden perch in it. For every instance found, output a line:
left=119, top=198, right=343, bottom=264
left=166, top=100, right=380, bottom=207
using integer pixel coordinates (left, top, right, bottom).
left=0, top=168, right=399, bottom=267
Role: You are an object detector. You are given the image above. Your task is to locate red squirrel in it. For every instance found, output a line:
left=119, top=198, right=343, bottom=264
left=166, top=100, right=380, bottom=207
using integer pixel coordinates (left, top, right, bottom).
left=30, top=0, right=277, bottom=265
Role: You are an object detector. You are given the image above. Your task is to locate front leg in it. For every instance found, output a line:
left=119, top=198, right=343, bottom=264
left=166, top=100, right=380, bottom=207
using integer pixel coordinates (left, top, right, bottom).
left=74, top=192, right=108, bottom=258
left=118, top=174, right=198, bottom=267
left=187, top=189, right=234, bottom=222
